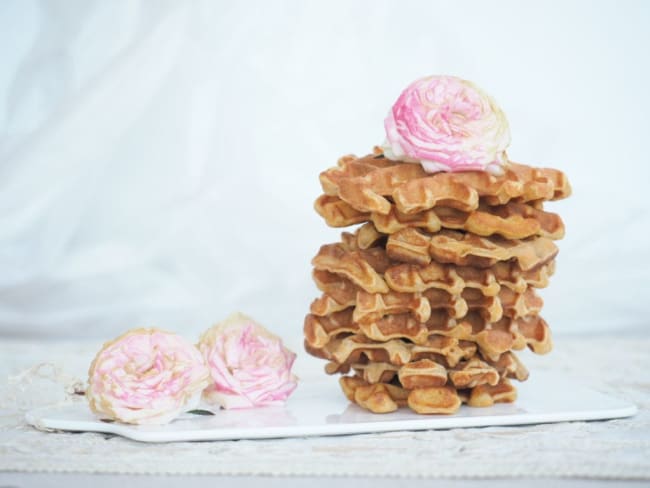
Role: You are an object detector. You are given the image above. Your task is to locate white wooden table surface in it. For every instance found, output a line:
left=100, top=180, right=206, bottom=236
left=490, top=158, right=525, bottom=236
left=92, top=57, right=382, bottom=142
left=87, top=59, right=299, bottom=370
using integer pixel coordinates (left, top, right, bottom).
left=1, top=333, right=648, bottom=484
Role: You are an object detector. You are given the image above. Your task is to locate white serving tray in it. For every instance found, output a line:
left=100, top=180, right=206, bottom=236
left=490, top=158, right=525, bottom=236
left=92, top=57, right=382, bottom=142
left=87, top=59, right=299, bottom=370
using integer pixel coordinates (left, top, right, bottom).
left=25, top=371, right=636, bottom=443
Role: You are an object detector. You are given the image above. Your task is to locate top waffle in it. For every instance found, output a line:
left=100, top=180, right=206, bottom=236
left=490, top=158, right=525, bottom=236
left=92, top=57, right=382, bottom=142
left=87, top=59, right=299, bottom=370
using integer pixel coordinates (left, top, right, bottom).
left=319, top=152, right=571, bottom=216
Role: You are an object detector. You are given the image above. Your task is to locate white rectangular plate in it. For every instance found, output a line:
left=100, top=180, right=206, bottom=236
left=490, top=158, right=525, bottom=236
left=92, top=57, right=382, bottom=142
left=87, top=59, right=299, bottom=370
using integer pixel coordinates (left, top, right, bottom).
left=25, top=371, right=637, bottom=443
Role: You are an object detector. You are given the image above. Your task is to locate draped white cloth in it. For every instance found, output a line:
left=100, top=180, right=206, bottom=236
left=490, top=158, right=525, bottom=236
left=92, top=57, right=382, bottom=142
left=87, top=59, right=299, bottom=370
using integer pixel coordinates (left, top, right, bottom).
left=0, top=0, right=648, bottom=339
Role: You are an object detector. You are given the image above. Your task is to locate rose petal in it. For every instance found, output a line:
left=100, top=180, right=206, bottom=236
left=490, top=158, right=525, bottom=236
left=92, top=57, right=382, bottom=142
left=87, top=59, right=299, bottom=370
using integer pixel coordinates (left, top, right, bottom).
left=382, top=75, right=510, bottom=173
left=87, top=328, right=210, bottom=425
left=198, top=313, right=298, bottom=409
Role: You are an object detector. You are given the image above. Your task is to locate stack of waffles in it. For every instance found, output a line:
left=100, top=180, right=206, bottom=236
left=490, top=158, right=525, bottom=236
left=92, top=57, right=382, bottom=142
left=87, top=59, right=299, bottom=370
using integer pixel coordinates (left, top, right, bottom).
left=303, top=148, right=571, bottom=414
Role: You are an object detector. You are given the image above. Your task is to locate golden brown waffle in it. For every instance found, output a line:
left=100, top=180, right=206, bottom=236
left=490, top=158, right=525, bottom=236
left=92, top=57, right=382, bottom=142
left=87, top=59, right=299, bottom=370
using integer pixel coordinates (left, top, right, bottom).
left=311, top=243, right=390, bottom=293
left=339, top=374, right=517, bottom=414
left=348, top=350, right=528, bottom=389
left=385, top=228, right=558, bottom=270
left=385, top=259, right=555, bottom=296
left=339, top=375, right=410, bottom=413
left=429, top=230, right=559, bottom=270
left=314, top=195, right=369, bottom=227
left=310, top=270, right=358, bottom=316
left=461, top=379, right=518, bottom=407
left=304, top=309, right=359, bottom=349
left=319, top=154, right=403, bottom=196
left=498, top=287, right=544, bottom=319
left=304, top=311, right=433, bottom=347
left=315, top=284, right=543, bottom=325
left=306, top=332, right=477, bottom=368
left=450, top=352, right=529, bottom=386
left=393, top=163, right=571, bottom=214
left=325, top=336, right=528, bottom=388
left=305, top=309, right=552, bottom=362
left=421, top=287, right=543, bottom=322
left=356, top=222, right=385, bottom=250
left=319, top=152, right=571, bottom=216
left=315, top=195, right=565, bottom=240
left=408, top=385, right=463, bottom=414
left=387, top=228, right=433, bottom=266
left=404, top=357, right=498, bottom=390
left=353, top=290, right=432, bottom=324
left=398, top=359, right=450, bottom=389
left=426, top=311, right=553, bottom=360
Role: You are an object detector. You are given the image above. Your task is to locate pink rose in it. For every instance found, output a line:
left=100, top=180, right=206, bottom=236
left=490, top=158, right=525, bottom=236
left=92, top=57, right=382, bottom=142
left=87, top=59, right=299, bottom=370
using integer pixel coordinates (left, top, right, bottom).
left=198, top=312, right=298, bottom=409
left=382, top=75, right=511, bottom=174
left=87, top=328, right=210, bottom=425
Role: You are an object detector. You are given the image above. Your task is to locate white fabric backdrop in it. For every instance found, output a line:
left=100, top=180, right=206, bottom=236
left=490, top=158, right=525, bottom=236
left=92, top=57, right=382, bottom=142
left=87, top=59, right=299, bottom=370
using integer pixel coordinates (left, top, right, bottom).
left=0, top=0, right=648, bottom=340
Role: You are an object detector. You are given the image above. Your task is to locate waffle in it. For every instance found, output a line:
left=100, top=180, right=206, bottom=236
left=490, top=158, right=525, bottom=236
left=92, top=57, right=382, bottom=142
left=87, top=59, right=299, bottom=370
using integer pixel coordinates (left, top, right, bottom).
left=348, top=350, right=529, bottom=388
left=407, top=384, right=463, bottom=414
left=339, top=375, right=410, bottom=413
left=339, top=374, right=517, bottom=414
left=315, top=195, right=565, bottom=240
left=385, top=259, right=555, bottom=296
left=393, top=163, right=571, bottom=213
left=313, top=233, right=554, bottom=311
left=464, top=380, right=518, bottom=407
left=385, top=228, right=558, bottom=270
left=312, top=283, right=543, bottom=325
left=304, top=311, right=433, bottom=347
left=426, top=311, right=553, bottom=360
left=304, top=310, right=552, bottom=361
left=342, top=226, right=558, bottom=294
left=429, top=230, right=559, bottom=270
left=319, top=152, right=571, bottom=216
left=319, top=152, right=399, bottom=195
left=312, top=243, right=390, bottom=294
left=310, top=270, right=358, bottom=315
left=306, top=332, right=477, bottom=368
left=304, top=265, right=518, bottom=318
left=357, top=222, right=386, bottom=250
left=353, top=290, right=432, bottom=324
left=378, top=287, right=539, bottom=322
